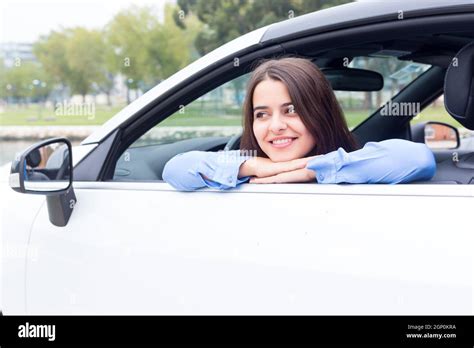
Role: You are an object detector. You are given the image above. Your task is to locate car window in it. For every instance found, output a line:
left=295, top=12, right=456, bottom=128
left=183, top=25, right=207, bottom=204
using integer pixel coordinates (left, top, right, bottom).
left=130, top=74, right=249, bottom=149
left=127, top=56, right=431, bottom=149
left=112, top=74, right=250, bottom=181
left=335, top=56, right=430, bottom=129
left=112, top=56, right=431, bottom=182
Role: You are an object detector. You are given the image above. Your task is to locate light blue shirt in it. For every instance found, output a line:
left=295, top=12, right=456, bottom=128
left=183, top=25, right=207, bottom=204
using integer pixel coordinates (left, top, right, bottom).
left=162, top=139, right=436, bottom=191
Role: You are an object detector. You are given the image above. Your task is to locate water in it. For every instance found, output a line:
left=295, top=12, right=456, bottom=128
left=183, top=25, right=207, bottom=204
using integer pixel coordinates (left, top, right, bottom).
left=0, top=140, right=81, bottom=167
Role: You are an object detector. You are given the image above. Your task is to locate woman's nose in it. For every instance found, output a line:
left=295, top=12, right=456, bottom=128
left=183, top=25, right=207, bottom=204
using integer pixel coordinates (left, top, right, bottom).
left=269, top=112, right=287, bottom=133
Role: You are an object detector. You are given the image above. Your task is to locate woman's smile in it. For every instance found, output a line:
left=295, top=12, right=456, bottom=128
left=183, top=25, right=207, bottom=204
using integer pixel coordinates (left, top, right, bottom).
left=269, top=136, right=298, bottom=148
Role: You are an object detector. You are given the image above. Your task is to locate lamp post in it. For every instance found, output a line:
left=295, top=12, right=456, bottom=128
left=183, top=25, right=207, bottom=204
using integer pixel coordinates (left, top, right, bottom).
left=32, top=79, right=45, bottom=119
left=126, top=78, right=134, bottom=104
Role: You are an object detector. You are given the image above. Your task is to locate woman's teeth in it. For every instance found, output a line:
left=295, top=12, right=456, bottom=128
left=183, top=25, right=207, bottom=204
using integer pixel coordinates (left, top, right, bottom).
left=270, top=138, right=296, bottom=148
left=272, top=138, right=293, bottom=144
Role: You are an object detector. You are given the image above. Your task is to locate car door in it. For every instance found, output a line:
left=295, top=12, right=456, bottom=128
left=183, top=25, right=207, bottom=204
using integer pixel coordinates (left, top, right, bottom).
left=25, top=181, right=473, bottom=314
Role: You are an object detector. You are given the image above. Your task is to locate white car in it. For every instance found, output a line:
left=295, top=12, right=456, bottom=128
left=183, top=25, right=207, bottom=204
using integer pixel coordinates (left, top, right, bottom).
left=2, top=0, right=474, bottom=315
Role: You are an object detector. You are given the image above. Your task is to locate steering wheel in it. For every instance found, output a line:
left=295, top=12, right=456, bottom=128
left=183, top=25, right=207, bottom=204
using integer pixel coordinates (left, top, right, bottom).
left=224, top=133, right=242, bottom=151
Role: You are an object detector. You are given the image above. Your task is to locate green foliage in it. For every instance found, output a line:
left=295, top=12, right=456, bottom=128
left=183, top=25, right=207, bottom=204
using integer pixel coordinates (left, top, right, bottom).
left=175, top=0, right=353, bottom=55
left=35, top=28, right=110, bottom=99
left=105, top=4, right=200, bottom=91
left=65, top=28, right=109, bottom=97
left=34, top=31, right=71, bottom=86
left=105, top=5, right=157, bottom=89
left=0, top=59, right=6, bottom=99
left=0, top=61, right=52, bottom=102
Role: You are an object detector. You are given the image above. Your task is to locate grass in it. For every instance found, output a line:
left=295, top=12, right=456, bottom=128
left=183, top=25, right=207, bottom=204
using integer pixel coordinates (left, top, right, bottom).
left=159, top=108, right=242, bottom=127
left=0, top=104, right=122, bottom=126
left=343, top=110, right=368, bottom=129
left=410, top=104, right=464, bottom=128
left=346, top=104, right=464, bottom=129
left=0, top=103, right=466, bottom=130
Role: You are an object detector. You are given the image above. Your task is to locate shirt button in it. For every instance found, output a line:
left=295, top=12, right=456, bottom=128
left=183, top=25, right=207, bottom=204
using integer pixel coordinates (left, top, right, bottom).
left=227, top=176, right=233, bottom=183
left=318, top=174, right=324, bottom=181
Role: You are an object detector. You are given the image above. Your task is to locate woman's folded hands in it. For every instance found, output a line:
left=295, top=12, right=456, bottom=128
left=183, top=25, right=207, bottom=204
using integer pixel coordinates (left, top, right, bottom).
left=238, top=155, right=318, bottom=184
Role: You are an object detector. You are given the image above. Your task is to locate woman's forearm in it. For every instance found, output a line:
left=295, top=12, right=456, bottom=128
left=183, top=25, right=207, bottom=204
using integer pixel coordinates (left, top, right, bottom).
left=238, top=159, right=255, bottom=178
left=306, top=139, right=436, bottom=184
left=163, top=150, right=250, bottom=191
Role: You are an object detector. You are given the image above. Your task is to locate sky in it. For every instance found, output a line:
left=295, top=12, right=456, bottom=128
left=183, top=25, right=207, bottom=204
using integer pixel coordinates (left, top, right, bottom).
left=0, top=0, right=172, bottom=43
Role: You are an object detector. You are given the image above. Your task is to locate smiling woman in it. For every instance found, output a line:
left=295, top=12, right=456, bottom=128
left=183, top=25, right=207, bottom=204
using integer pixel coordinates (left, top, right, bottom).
left=162, top=57, right=436, bottom=191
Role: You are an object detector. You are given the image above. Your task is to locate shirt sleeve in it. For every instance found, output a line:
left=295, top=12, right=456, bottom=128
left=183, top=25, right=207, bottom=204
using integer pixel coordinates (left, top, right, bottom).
left=162, top=150, right=251, bottom=191
left=306, top=139, right=436, bottom=184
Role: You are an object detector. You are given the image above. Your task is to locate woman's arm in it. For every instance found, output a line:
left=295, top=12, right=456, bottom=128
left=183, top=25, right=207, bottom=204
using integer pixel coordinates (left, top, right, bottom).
left=162, top=150, right=309, bottom=191
left=306, top=139, right=436, bottom=184
left=162, top=150, right=251, bottom=191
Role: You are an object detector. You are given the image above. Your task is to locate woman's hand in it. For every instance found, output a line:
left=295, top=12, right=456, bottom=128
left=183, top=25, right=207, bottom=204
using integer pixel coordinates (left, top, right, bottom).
left=238, top=154, right=320, bottom=183
left=249, top=168, right=316, bottom=184
left=238, top=156, right=309, bottom=178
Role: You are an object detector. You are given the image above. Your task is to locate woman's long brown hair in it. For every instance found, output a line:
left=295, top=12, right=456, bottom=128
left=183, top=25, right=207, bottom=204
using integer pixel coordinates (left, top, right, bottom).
left=240, top=57, right=358, bottom=157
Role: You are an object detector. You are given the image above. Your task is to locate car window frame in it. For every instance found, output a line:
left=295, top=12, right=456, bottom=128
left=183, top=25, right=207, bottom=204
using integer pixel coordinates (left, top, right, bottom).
left=74, top=12, right=474, bottom=182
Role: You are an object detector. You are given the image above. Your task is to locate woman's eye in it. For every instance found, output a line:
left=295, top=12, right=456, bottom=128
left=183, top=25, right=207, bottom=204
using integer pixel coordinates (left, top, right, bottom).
left=286, top=105, right=296, bottom=114
left=255, top=112, right=266, bottom=119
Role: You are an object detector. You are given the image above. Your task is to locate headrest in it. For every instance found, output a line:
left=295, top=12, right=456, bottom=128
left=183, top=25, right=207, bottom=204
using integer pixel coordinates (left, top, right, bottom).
left=26, top=149, right=41, bottom=168
left=444, top=41, right=474, bottom=130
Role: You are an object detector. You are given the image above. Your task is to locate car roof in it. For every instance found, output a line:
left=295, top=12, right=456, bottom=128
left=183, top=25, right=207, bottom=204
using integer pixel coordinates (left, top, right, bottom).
left=82, top=0, right=474, bottom=145
left=262, top=0, right=474, bottom=44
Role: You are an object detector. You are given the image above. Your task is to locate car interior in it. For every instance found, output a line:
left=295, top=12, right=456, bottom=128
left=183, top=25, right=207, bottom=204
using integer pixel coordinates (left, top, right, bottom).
left=112, top=32, right=474, bottom=185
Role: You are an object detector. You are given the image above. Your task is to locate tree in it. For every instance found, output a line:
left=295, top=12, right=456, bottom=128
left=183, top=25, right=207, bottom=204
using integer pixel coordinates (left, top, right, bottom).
left=65, top=28, right=110, bottom=101
left=0, top=58, right=6, bottom=100
left=146, top=4, right=201, bottom=82
left=175, top=0, right=353, bottom=55
left=35, top=28, right=112, bottom=102
left=106, top=4, right=201, bottom=102
left=34, top=30, right=71, bottom=100
left=1, top=62, right=52, bottom=104
left=105, top=5, right=156, bottom=100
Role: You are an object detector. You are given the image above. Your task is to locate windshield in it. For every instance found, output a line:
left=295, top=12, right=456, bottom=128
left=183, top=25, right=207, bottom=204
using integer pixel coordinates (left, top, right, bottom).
left=335, top=56, right=431, bottom=129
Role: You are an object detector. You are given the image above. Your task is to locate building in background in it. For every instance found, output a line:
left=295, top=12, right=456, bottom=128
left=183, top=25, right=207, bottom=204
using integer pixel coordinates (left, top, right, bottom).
left=0, top=42, right=36, bottom=67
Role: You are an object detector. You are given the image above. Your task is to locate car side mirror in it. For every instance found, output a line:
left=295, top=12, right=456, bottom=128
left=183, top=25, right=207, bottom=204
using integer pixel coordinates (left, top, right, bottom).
left=10, top=138, right=72, bottom=194
left=9, top=138, right=76, bottom=227
left=411, top=121, right=460, bottom=150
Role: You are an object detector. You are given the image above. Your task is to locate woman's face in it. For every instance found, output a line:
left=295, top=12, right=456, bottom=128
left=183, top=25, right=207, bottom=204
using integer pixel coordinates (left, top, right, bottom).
left=252, top=78, right=316, bottom=162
